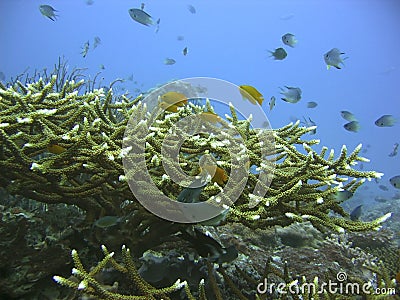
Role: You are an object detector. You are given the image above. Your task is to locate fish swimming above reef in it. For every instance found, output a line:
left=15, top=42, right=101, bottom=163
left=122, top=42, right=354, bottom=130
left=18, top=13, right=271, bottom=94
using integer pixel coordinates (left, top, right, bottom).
left=160, top=91, right=187, bottom=106
left=47, top=143, right=66, bottom=154
left=187, top=4, right=196, bottom=14
left=81, top=41, right=90, bottom=58
left=128, top=8, right=153, bottom=26
left=164, top=58, right=176, bottom=65
left=180, top=227, right=238, bottom=264
left=343, top=121, right=360, bottom=132
left=389, top=142, right=399, bottom=157
left=201, top=165, right=228, bottom=186
left=158, top=91, right=187, bottom=112
left=307, top=101, right=318, bottom=108
left=324, top=48, right=347, bottom=69
left=269, top=47, right=287, bottom=60
left=239, top=85, right=264, bottom=105
left=39, top=5, right=58, bottom=21
left=389, top=175, right=400, bottom=189
left=269, top=96, right=276, bottom=111
left=93, top=216, right=122, bottom=228
left=375, top=115, right=396, bottom=127
left=282, top=33, right=297, bottom=47
left=177, top=177, right=207, bottom=203
left=155, top=18, right=160, bottom=33
left=335, top=190, right=353, bottom=201
left=280, top=86, right=302, bottom=103
left=340, top=110, right=357, bottom=122
left=350, top=205, right=362, bottom=221
left=301, top=117, right=316, bottom=134
left=182, top=47, right=188, bottom=56
left=93, top=36, right=101, bottom=49
left=199, top=112, right=223, bottom=124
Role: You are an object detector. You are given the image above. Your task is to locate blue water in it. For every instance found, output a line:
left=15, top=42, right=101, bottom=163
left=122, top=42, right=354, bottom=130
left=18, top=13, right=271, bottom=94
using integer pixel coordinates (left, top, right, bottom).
left=1, top=0, right=399, bottom=204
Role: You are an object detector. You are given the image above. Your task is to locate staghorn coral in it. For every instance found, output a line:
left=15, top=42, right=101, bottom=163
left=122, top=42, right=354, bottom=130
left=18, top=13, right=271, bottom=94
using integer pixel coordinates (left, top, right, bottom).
left=0, top=75, right=391, bottom=235
left=53, top=245, right=186, bottom=299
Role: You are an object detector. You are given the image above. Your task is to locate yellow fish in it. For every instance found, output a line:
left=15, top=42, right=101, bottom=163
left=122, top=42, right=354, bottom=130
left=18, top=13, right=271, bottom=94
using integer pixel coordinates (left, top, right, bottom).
left=160, top=91, right=188, bottom=107
left=239, top=85, right=264, bottom=105
left=201, top=165, right=228, bottom=186
left=158, top=101, right=179, bottom=113
left=199, top=112, right=222, bottom=124
left=47, top=143, right=66, bottom=154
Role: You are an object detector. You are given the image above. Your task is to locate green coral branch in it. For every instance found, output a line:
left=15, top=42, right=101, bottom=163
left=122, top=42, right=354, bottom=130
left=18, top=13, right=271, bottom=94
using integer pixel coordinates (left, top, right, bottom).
left=53, top=245, right=186, bottom=300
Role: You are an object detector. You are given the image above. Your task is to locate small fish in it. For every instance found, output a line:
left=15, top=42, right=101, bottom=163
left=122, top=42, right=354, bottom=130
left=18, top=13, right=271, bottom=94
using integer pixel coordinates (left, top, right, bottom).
left=81, top=41, right=90, bottom=58
left=180, top=227, right=238, bottom=264
left=199, top=112, right=222, bottom=124
left=301, top=117, right=316, bottom=134
left=182, top=47, right=188, bottom=56
left=282, top=33, right=297, bottom=47
left=307, top=101, right=318, bottom=108
left=239, top=85, right=264, bottom=105
left=158, top=101, right=179, bottom=113
left=335, top=190, right=353, bottom=201
left=280, top=86, right=302, bottom=103
left=187, top=4, right=196, bottom=14
left=375, top=115, right=396, bottom=127
left=39, top=5, right=58, bottom=21
left=177, top=35, right=185, bottom=41
left=127, top=74, right=134, bottom=81
left=177, top=177, right=207, bottom=203
left=324, top=48, right=346, bottom=70
left=389, top=143, right=399, bottom=157
left=164, top=58, right=176, bottom=65
left=86, top=0, right=94, bottom=5
left=128, top=8, right=153, bottom=26
left=343, top=121, right=360, bottom=132
left=160, top=91, right=187, bottom=106
left=93, top=36, right=101, bottom=49
left=0, top=72, right=5, bottom=81
left=340, top=110, right=357, bottom=122
left=93, top=216, right=121, bottom=228
left=389, top=175, right=400, bottom=189
left=269, top=47, right=287, bottom=60
left=155, top=18, right=160, bottom=33
left=201, top=165, right=228, bottom=186
left=99, top=64, right=105, bottom=70
left=350, top=205, right=362, bottom=221
left=378, top=185, right=389, bottom=191
left=47, top=144, right=66, bottom=154
left=269, top=96, right=276, bottom=111
left=140, top=3, right=145, bottom=10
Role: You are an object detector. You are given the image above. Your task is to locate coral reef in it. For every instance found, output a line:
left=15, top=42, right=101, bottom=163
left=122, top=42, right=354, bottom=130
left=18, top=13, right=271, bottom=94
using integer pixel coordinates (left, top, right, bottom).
left=0, top=75, right=390, bottom=233
left=0, top=74, right=396, bottom=299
